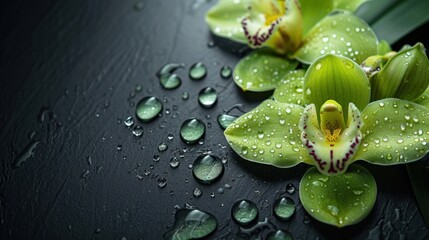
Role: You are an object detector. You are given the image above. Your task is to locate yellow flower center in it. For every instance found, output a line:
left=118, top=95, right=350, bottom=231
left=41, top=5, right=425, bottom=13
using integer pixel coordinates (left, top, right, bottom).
left=299, top=100, right=363, bottom=175
left=264, top=0, right=286, bottom=26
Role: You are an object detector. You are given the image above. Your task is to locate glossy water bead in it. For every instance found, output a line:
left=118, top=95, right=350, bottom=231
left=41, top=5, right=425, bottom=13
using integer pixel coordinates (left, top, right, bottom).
left=180, top=118, right=206, bottom=144
left=192, top=155, right=224, bottom=184
left=273, top=197, right=296, bottom=221
left=231, top=199, right=258, bottom=226
left=135, top=96, right=163, bottom=122
left=189, top=62, right=207, bottom=80
left=198, top=87, right=217, bottom=108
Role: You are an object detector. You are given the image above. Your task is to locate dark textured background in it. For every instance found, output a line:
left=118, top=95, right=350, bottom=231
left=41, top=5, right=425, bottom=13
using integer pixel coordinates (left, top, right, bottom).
left=1, top=0, right=428, bottom=239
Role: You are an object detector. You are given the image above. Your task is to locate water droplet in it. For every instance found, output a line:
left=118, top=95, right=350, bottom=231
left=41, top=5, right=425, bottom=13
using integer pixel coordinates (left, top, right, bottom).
left=189, top=62, right=207, bottom=80
left=132, top=125, right=144, bottom=137
left=198, top=87, right=217, bottom=108
left=180, top=118, right=206, bottom=144
left=158, top=142, right=168, bottom=152
left=157, top=177, right=167, bottom=188
left=231, top=200, right=258, bottom=226
left=170, top=157, right=180, bottom=168
left=164, top=209, right=217, bottom=239
left=116, top=144, right=123, bottom=151
left=136, top=96, right=163, bottom=122
left=182, top=91, right=190, bottom=100
left=157, top=63, right=184, bottom=77
left=327, top=205, right=339, bottom=216
left=353, top=189, right=363, bottom=195
left=286, top=183, right=295, bottom=194
left=273, top=197, right=295, bottom=221
left=167, top=133, right=174, bottom=140
left=160, top=74, right=181, bottom=89
left=266, top=229, right=294, bottom=240
left=153, top=154, right=160, bottom=162
left=315, top=63, right=322, bottom=70
left=217, top=114, right=237, bottom=129
left=192, top=155, right=224, bottom=184
left=193, top=187, right=202, bottom=197
left=124, top=116, right=134, bottom=127
left=220, top=66, right=232, bottom=79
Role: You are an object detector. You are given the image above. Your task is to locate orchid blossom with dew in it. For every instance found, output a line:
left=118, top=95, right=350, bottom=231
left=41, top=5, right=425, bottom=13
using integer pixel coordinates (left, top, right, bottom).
left=206, top=0, right=378, bottom=92
left=224, top=53, right=429, bottom=226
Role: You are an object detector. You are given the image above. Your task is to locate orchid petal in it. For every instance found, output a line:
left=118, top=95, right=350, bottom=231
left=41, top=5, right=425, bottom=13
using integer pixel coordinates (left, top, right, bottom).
left=233, top=49, right=298, bottom=92
left=300, top=164, right=377, bottom=227
left=273, top=69, right=306, bottom=105
left=370, top=43, right=429, bottom=101
left=293, top=10, right=378, bottom=64
left=303, top=54, right=370, bottom=117
left=355, top=99, right=429, bottom=165
left=224, top=100, right=313, bottom=167
left=205, top=0, right=250, bottom=44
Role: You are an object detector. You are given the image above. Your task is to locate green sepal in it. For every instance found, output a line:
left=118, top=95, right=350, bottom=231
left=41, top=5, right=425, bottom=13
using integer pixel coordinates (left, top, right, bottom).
left=273, top=69, right=306, bottom=105
left=355, top=98, right=429, bottom=165
left=234, top=49, right=298, bottom=92
left=224, top=100, right=313, bottom=167
left=293, top=10, right=378, bottom=64
left=205, top=0, right=249, bottom=44
left=299, top=164, right=377, bottom=227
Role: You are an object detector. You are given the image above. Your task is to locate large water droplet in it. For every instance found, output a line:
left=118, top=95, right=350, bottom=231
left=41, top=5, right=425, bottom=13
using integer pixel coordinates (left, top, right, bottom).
left=189, top=62, right=207, bottom=80
left=198, top=87, right=217, bottom=108
left=160, top=74, right=182, bottom=89
left=180, top=118, right=206, bottom=144
left=315, top=63, right=322, bottom=70
left=163, top=209, right=217, bottom=239
left=266, top=229, right=293, bottom=240
left=220, top=66, right=232, bottom=79
left=231, top=200, right=258, bottom=226
left=136, top=96, right=163, bottom=122
left=192, top=155, right=224, bottom=184
left=217, top=114, right=237, bottom=129
left=273, top=197, right=295, bottom=221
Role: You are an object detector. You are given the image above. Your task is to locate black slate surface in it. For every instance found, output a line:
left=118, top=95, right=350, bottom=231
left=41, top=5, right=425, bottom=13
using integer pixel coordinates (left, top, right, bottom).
left=1, top=0, right=429, bottom=239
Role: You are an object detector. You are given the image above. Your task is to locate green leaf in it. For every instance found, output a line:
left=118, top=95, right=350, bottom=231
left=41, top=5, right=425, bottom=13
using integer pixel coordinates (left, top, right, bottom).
left=407, top=160, right=429, bottom=227
left=300, top=0, right=333, bottom=35
left=224, top=100, right=313, bottom=167
left=369, top=0, right=429, bottom=45
left=205, top=0, right=249, bottom=44
left=273, top=69, right=306, bottom=105
left=333, top=0, right=370, bottom=11
left=303, top=54, right=370, bottom=118
left=234, top=49, right=298, bottom=92
left=414, top=86, right=429, bottom=109
left=293, top=10, right=378, bottom=64
left=299, top=164, right=377, bottom=227
left=370, top=43, right=429, bottom=101
left=355, top=99, right=429, bottom=165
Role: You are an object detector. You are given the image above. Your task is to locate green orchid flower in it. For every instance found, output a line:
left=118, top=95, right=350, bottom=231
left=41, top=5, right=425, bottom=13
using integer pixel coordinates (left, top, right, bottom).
left=224, top=53, right=429, bottom=226
left=206, top=0, right=379, bottom=92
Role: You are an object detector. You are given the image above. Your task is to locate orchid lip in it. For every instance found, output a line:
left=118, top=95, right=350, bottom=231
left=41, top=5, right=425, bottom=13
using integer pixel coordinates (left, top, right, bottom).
left=299, top=100, right=363, bottom=175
